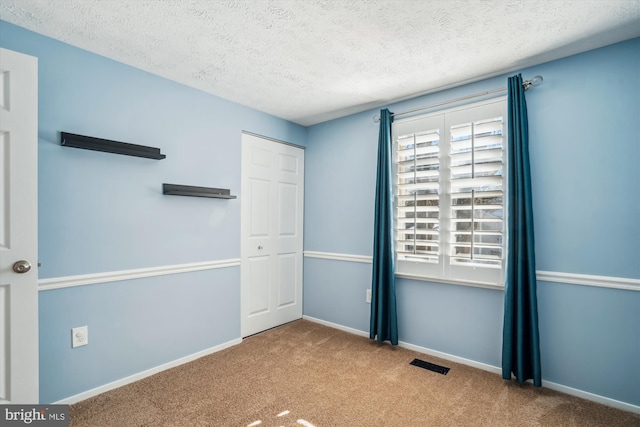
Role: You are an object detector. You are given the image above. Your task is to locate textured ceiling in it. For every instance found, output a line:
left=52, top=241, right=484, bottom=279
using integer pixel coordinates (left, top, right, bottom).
left=1, top=1, right=639, bottom=126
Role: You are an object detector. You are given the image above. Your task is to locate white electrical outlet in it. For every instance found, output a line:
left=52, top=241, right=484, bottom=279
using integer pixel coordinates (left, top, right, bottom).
left=72, top=326, right=88, bottom=348
left=366, top=289, right=372, bottom=303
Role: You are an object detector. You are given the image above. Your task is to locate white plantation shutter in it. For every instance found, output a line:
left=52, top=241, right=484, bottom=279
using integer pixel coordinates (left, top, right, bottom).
left=449, top=118, right=504, bottom=267
left=393, top=97, right=507, bottom=286
left=396, top=129, right=440, bottom=262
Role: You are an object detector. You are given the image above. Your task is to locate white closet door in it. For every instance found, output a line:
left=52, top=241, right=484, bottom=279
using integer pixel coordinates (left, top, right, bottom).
left=241, top=133, right=304, bottom=337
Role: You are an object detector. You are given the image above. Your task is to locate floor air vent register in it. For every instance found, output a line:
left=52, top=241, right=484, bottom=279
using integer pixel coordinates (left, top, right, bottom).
left=410, top=358, right=450, bottom=375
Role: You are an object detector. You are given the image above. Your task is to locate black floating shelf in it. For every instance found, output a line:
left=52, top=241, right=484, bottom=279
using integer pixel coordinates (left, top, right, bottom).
left=163, top=184, right=237, bottom=199
left=61, top=132, right=166, bottom=160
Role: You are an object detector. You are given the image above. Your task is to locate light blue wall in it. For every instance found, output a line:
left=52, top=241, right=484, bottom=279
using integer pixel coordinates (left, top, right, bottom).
left=39, top=268, right=239, bottom=403
left=303, top=259, right=372, bottom=332
left=0, top=21, right=306, bottom=403
left=3, top=19, right=639, bottom=408
left=0, top=22, right=306, bottom=278
left=304, top=38, right=640, bottom=406
left=305, top=110, right=379, bottom=255
left=529, top=41, right=640, bottom=277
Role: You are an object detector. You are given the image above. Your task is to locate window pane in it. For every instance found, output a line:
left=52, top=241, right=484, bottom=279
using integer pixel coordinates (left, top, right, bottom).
left=395, top=128, right=440, bottom=262
left=448, top=115, right=504, bottom=267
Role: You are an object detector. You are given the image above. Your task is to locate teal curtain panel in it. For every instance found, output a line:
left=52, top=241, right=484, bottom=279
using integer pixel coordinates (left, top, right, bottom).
left=502, top=74, right=542, bottom=386
left=370, top=109, right=398, bottom=345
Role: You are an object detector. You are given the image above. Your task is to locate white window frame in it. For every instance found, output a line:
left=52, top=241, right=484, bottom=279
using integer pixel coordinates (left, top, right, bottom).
left=392, top=97, right=507, bottom=289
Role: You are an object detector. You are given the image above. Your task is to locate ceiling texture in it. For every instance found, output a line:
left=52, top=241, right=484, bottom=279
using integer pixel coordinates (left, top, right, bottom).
left=1, top=0, right=639, bottom=126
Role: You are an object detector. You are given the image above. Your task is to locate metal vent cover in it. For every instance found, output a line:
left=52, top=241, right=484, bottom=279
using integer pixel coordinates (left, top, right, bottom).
left=410, top=358, right=450, bottom=375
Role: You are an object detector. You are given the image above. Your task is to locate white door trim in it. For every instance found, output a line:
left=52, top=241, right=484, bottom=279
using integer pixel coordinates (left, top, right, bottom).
left=241, top=131, right=305, bottom=150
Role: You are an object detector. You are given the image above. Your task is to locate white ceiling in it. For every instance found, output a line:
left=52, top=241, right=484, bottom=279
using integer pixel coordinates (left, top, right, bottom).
left=1, top=1, right=639, bottom=126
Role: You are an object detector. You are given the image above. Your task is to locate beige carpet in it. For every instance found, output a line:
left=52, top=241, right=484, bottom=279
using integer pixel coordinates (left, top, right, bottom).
left=70, top=319, right=640, bottom=426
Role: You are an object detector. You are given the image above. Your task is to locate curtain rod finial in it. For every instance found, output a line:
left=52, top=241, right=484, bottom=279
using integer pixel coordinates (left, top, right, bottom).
left=523, top=75, right=543, bottom=91
left=373, top=114, right=380, bottom=123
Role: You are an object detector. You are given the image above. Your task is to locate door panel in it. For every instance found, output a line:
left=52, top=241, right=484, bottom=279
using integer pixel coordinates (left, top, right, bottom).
left=278, top=152, right=299, bottom=173
left=278, top=183, right=297, bottom=236
left=0, top=48, right=38, bottom=403
left=249, top=178, right=270, bottom=237
left=277, top=253, right=296, bottom=307
left=0, top=285, right=8, bottom=400
left=248, top=256, right=270, bottom=315
left=241, top=133, right=304, bottom=337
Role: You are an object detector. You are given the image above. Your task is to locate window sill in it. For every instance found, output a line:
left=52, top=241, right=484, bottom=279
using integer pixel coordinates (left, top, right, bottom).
left=395, top=272, right=505, bottom=291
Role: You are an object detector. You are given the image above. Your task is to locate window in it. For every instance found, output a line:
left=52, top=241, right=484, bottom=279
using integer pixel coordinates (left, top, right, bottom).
left=393, top=97, right=507, bottom=286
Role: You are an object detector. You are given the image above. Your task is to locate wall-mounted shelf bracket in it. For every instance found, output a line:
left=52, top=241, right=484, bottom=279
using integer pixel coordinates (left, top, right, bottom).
left=61, top=132, right=166, bottom=159
left=162, top=184, right=237, bottom=199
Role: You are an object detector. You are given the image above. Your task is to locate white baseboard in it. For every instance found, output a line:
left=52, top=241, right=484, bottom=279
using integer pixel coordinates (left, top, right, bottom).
left=55, top=316, right=640, bottom=415
left=540, top=380, right=640, bottom=414
left=302, top=315, right=640, bottom=415
left=303, top=315, right=370, bottom=338
left=303, top=315, right=500, bottom=374
left=54, top=337, right=242, bottom=405
left=396, top=340, right=502, bottom=375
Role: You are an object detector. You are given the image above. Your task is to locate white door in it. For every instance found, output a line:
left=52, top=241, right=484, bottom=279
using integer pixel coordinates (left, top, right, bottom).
left=0, top=48, right=39, bottom=403
left=241, top=133, right=304, bottom=337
